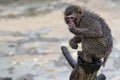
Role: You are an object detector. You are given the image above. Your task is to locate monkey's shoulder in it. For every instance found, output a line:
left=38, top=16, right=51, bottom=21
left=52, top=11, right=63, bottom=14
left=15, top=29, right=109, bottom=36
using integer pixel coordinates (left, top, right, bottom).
left=82, top=11, right=110, bottom=29
left=80, top=13, right=100, bottom=28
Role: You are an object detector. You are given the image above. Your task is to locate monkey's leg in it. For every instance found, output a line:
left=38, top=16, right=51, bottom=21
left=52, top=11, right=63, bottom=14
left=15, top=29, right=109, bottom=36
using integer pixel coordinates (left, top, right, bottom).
left=78, top=51, right=93, bottom=63
left=70, top=66, right=78, bottom=80
left=70, top=64, right=85, bottom=80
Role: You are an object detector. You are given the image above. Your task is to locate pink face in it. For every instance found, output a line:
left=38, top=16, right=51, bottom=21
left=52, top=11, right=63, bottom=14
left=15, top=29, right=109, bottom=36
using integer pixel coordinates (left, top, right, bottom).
left=66, top=15, right=75, bottom=26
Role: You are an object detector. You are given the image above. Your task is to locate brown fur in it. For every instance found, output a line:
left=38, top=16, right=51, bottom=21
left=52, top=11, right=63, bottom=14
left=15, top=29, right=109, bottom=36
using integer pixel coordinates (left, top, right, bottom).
left=64, top=5, right=113, bottom=66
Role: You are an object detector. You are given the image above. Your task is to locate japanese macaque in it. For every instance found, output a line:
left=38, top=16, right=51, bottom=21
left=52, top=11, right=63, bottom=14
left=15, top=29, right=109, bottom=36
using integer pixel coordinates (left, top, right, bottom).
left=64, top=5, right=113, bottom=66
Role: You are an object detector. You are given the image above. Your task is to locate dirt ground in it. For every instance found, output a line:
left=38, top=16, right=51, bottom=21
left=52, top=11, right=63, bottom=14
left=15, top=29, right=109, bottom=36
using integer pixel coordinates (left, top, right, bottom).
left=0, top=0, right=120, bottom=80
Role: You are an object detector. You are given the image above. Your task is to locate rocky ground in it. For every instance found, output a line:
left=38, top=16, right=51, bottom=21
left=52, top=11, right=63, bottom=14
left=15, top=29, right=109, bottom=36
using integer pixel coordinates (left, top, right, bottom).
left=0, top=0, right=120, bottom=80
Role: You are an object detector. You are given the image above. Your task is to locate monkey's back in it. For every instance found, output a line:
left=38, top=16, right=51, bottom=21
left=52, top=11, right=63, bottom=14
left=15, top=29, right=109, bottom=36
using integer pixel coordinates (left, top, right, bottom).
left=80, top=11, right=113, bottom=58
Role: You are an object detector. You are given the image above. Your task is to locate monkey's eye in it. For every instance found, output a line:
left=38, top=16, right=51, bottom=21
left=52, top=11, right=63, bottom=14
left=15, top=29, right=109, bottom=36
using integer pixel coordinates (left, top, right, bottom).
left=65, top=17, right=69, bottom=20
left=66, top=15, right=75, bottom=20
left=70, top=17, right=74, bottom=19
left=66, top=17, right=75, bottom=20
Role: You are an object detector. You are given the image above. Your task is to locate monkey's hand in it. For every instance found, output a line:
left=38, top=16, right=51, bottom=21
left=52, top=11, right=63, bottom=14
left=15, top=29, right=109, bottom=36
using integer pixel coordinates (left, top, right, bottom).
left=69, top=26, right=88, bottom=34
left=69, top=39, right=78, bottom=49
left=69, top=25, right=76, bottom=33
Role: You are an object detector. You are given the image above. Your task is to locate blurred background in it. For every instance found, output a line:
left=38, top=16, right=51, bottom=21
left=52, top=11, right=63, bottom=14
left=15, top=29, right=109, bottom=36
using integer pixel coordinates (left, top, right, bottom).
left=0, top=0, right=120, bottom=80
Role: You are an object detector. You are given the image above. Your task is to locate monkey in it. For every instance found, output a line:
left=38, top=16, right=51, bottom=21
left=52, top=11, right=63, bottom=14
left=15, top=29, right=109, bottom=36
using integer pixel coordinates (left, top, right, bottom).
left=64, top=5, right=113, bottom=66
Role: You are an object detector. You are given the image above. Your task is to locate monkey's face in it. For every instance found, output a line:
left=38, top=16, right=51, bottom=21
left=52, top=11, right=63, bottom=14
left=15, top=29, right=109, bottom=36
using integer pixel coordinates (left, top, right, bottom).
left=64, top=5, right=83, bottom=28
left=65, top=14, right=77, bottom=27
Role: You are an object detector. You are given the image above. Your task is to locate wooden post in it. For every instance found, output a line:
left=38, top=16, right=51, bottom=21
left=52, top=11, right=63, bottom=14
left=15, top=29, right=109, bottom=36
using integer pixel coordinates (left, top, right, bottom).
left=61, top=46, right=106, bottom=80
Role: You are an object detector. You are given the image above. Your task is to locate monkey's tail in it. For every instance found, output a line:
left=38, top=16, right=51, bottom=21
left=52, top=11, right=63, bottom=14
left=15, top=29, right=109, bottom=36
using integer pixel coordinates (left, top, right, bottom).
left=61, top=46, right=76, bottom=68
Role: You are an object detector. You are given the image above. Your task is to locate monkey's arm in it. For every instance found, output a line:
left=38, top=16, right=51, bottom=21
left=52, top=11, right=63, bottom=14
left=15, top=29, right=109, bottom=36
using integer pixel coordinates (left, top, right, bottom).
left=72, top=28, right=103, bottom=38
left=69, top=36, right=81, bottom=49
left=69, top=21, right=103, bottom=38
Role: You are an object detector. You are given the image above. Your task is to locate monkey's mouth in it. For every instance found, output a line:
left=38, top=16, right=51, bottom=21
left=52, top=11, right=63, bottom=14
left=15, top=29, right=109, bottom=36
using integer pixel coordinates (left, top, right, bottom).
left=68, top=20, right=74, bottom=26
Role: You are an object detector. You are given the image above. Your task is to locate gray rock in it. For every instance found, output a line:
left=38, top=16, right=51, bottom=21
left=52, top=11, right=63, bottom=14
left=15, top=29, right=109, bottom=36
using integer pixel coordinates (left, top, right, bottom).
left=15, top=74, right=33, bottom=80
left=0, top=43, right=16, bottom=57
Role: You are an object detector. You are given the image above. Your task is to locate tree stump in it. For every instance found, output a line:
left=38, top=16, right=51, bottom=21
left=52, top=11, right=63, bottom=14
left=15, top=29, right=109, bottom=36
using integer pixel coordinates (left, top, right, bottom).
left=61, top=46, right=106, bottom=80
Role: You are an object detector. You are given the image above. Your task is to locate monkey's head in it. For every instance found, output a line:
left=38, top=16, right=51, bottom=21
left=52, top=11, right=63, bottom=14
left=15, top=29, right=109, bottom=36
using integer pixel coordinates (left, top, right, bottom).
left=64, top=5, right=84, bottom=27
